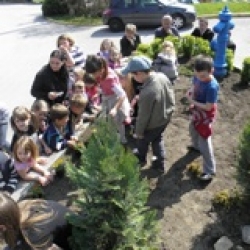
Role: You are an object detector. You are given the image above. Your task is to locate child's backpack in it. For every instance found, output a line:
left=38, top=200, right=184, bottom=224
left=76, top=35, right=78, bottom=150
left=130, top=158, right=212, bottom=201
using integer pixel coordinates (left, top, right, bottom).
left=0, top=151, right=18, bottom=193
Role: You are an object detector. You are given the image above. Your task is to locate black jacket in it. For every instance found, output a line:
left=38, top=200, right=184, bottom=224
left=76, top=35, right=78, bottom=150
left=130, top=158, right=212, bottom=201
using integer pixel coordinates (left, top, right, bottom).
left=120, top=34, right=141, bottom=57
left=154, top=26, right=180, bottom=39
left=31, top=64, right=68, bottom=106
left=191, top=28, right=214, bottom=42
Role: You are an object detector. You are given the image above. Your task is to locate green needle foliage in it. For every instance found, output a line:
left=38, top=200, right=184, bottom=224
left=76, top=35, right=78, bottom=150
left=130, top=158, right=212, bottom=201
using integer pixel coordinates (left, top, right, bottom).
left=237, top=121, right=250, bottom=198
left=66, top=118, right=159, bottom=250
left=241, top=57, right=250, bottom=85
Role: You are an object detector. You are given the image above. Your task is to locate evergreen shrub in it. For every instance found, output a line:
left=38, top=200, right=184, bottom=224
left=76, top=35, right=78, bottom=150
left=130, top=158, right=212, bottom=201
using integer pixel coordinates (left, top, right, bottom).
left=42, top=0, right=69, bottom=17
left=66, top=119, right=159, bottom=250
left=137, top=35, right=212, bottom=60
left=236, top=121, right=250, bottom=198
left=136, top=35, right=236, bottom=75
left=181, top=35, right=196, bottom=58
left=240, top=57, right=250, bottom=85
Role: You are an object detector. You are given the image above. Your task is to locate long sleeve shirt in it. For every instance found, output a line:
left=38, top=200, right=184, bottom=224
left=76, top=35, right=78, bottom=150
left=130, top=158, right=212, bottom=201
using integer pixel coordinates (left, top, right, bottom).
left=136, top=72, right=175, bottom=136
left=120, top=34, right=141, bottom=57
left=0, top=151, right=18, bottom=193
left=191, top=27, right=214, bottom=42
left=43, top=123, right=72, bottom=152
left=31, top=64, right=68, bottom=106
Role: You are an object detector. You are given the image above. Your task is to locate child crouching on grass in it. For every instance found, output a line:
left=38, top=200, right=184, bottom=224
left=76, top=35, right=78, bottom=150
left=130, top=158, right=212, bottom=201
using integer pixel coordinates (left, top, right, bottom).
left=71, top=80, right=97, bottom=121
left=13, top=136, right=53, bottom=186
left=31, top=99, right=52, bottom=156
left=83, top=73, right=101, bottom=112
left=43, top=103, right=76, bottom=152
left=0, top=150, right=18, bottom=193
left=68, top=93, right=88, bottom=133
left=10, top=106, right=38, bottom=152
left=152, top=40, right=178, bottom=84
left=186, top=55, right=219, bottom=181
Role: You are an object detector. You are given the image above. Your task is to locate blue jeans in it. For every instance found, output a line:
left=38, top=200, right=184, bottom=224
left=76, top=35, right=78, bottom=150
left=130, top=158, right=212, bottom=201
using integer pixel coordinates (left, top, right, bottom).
left=137, top=124, right=168, bottom=169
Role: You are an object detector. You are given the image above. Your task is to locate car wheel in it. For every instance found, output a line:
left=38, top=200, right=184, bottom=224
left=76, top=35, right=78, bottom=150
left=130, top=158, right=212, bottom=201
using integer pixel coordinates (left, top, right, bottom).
left=108, top=18, right=124, bottom=32
left=172, top=14, right=186, bottom=29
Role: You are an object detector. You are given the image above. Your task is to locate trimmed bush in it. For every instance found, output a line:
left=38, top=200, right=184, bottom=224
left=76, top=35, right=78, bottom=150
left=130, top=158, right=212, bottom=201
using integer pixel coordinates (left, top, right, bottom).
left=236, top=121, right=250, bottom=198
left=137, top=36, right=212, bottom=59
left=181, top=35, right=196, bottom=58
left=66, top=119, right=159, bottom=250
left=135, top=36, right=236, bottom=76
left=241, top=57, right=250, bottom=85
left=226, top=49, right=234, bottom=73
left=136, top=43, right=154, bottom=58
left=42, top=0, right=69, bottom=17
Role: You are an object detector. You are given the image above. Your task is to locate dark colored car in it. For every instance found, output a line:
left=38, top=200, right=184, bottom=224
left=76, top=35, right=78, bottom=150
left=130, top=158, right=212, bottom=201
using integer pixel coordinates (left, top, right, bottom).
left=103, top=0, right=197, bottom=32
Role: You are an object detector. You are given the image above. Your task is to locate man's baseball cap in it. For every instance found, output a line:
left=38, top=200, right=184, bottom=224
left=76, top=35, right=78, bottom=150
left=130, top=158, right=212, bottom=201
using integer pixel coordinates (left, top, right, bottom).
left=121, top=56, right=152, bottom=76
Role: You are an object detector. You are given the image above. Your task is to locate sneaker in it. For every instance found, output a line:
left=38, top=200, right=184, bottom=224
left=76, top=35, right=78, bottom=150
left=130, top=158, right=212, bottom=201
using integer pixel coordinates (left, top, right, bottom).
left=152, top=166, right=164, bottom=174
left=132, top=148, right=139, bottom=154
left=187, top=145, right=200, bottom=153
left=151, top=155, right=157, bottom=162
left=151, top=162, right=164, bottom=174
left=199, top=173, right=215, bottom=181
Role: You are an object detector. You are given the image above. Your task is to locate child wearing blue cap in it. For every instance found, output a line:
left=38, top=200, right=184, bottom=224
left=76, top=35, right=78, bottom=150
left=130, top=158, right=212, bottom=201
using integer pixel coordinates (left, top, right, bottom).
left=121, top=55, right=175, bottom=173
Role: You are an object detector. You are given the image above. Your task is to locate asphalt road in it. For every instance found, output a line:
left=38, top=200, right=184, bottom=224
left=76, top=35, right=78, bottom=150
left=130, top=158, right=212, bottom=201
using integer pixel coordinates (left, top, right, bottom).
left=0, top=3, right=249, bottom=114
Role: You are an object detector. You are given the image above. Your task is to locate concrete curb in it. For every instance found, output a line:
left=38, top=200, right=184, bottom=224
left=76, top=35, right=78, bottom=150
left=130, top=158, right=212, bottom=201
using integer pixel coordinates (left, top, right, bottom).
left=200, top=13, right=250, bottom=18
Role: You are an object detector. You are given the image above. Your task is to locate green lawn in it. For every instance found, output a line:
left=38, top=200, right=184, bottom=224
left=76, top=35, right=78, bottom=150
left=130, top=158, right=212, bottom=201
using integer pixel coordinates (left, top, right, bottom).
left=195, top=2, right=250, bottom=16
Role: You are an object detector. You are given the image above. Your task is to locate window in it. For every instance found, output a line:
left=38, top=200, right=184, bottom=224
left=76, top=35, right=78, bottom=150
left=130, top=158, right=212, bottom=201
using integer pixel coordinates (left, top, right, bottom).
left=124, top=0, right=133, bottom=8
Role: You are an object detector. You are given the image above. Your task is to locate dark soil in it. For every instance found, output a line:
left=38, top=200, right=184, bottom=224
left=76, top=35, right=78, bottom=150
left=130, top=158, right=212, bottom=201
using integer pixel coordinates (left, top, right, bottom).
left=43, top=70, right=250, bottom=250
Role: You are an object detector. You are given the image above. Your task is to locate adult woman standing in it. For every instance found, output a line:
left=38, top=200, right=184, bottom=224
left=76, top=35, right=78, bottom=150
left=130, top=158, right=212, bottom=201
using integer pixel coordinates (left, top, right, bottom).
left=0, top=192, right=72, bottom=250
left=31, top=50, right=68, bottom=107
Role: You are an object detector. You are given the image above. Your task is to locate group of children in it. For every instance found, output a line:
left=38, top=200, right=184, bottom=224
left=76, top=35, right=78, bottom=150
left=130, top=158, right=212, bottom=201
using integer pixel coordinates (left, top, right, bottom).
left=0, top=27, right=144, bottom=194
left=0, top=20, right=221, bottom=195
left=0, top=66, right=103, bottom=192
left=97, top=30, right=179, bottom=84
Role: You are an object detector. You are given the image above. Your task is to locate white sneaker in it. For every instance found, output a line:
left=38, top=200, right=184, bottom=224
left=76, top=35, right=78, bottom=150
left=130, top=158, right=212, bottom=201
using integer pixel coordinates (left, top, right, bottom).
left=199, top=173, right=215, bottom=181
left=132, top=148, right=139, bottom=154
